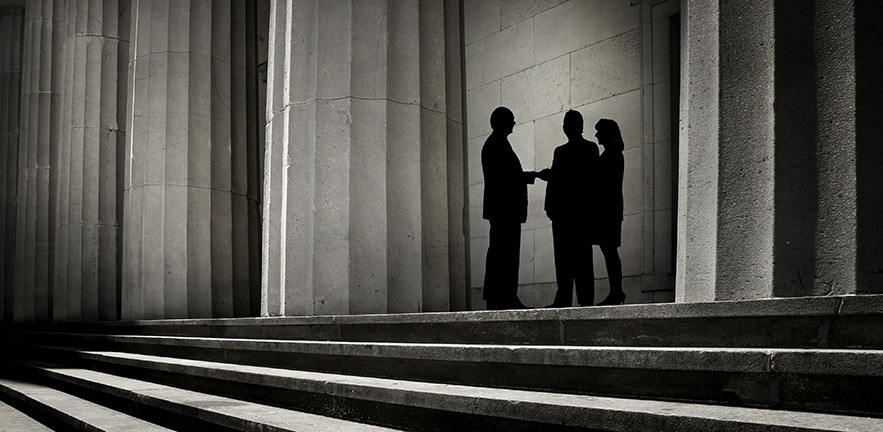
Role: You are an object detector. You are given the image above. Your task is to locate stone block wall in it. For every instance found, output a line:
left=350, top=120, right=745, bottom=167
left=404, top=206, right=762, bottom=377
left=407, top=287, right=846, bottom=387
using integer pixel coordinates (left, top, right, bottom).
left=464, top=0, right=679, bottom=308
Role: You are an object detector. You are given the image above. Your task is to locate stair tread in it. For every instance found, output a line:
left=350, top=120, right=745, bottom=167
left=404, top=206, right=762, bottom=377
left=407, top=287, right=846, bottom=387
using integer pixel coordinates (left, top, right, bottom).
left=17, top=334, right=883, bottom=376
left=14, top=362, right=400, bottom=432
left=70, top=294, right=882, bottom=325
left=0, top=377, right=171, bottom=431
left=0, top=399, right=53, bottom=432
left=23, top=350, right=883, bottom=432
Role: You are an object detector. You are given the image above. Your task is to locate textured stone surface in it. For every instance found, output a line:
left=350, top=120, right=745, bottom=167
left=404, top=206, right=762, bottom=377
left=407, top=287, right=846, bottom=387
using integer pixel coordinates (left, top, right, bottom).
left=534, top=0, right=639, bottom=65
left=676, top=0, right=719, bottom=303
left=0, top=9, right=23, bottom=323
left=262, top=1, right=466, bottom=316
left=19, top=349, right=883, bottom=431
left=15, top=0, right=66, bottom=322
left=465, top=18, right=533, bottom=89
left=814, top=0, right=861, bottom=296
left=571, top=29, right=641, bottom=106
left=54, top=0, right=128, bottom=322
left=0, top=399, right=52, bottom=431
left=123, top=1, right=261, bottom=319
left=463, top=0, right=499, bottom=45
left=501, top=0, right=566, bottom=29
left=502, top=56, right=570, bottom=124
left=0, top=378, right=171, bottom=431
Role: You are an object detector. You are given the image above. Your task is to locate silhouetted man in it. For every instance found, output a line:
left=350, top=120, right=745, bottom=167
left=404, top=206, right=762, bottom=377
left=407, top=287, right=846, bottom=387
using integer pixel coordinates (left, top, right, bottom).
left=482, top=107, right=539, bottom=310
left=541, top=110, right=599, bottom=307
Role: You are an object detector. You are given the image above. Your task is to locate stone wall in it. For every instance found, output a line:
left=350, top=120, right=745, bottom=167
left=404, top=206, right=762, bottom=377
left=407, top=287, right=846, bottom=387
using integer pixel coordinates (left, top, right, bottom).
left=464, top=0, right=679, bottom=308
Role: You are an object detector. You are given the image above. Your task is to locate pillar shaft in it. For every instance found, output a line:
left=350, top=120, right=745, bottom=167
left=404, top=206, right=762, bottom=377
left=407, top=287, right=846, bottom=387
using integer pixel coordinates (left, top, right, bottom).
left=15, top=0, right=66, bottom=322
left=676, top=0, right=719, bottom=302
left=0, top=8, right=24, bottom=322
left=123, top=0, right=260, bottom=319
left=263, top=0, right=466, bottom=316
left=54, top=0, right=130, bottom=322
left=813, top=0, right=857, bottom=295
left=678, top=0, right=879, bottom=301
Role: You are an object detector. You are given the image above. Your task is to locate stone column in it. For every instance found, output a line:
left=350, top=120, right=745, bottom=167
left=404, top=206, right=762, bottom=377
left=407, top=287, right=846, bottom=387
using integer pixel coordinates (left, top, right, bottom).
left=123, top=0, right=261, bottom=320
left=853, top=1, right=883, bottom=294
left=53, top=0, right=129, bottom=322
left=0, top=7, right=24, bottom=322
left=678, top=0, right=882, bottom=301
left=15, top=0, right=66, bottom=322
left=815, top=0, right=883, bottom=295
left=262, top=0, right=466, bottom=316
left=676, top=0, right=719, bottom=302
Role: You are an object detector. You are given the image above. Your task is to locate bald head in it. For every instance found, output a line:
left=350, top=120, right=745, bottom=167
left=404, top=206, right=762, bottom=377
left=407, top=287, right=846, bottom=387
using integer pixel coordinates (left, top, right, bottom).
left=490, top=107, right=515, bottom=134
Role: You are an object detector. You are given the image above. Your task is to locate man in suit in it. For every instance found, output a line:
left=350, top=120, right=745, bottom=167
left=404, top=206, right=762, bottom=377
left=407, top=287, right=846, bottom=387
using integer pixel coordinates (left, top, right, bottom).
left=541, top=110, right=599, bottom=307
left=482, top=107, right=539, bottom=310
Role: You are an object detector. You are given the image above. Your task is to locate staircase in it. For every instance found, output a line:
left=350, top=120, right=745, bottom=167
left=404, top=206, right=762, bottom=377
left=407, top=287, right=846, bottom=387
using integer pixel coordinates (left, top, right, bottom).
left=1, top=295, right=882, bottom=431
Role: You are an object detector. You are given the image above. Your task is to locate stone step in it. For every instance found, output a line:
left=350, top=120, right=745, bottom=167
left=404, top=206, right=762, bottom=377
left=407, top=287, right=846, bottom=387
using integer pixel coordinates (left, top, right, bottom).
left=0, top=377, right=171, bottom=431
left=10, top=295, right=881, bottom=348
left=0, top=399, right=53, bottom=432
left=9, top=353, right=882, bottom=432
left=10, top=332, right=883, bottom=416
left=5, top=362, right=401, bottom=432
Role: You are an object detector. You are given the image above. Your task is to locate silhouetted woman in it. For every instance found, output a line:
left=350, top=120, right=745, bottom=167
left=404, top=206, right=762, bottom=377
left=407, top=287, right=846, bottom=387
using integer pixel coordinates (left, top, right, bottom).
left=594, top=119, right=625, bottom=305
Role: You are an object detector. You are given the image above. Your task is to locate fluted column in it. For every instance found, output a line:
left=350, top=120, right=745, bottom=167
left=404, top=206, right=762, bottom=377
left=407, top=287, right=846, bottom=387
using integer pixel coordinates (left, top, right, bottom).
left=123, top=0, right=261, bottom=319
left=262, top=0, right=466, bottom=316
left=677, top=0, right=882, bottom=301
left=15, top=0, right=66, bottom=322
left=54, top=0, right=129, bottom=322
left=0, top=7, right=24, bottom=322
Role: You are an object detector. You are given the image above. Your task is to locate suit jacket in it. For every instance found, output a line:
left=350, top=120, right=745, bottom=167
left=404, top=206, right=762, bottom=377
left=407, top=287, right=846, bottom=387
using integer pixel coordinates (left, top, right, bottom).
left=482, top=133, right=535, bottom=223
left=544, top=138, right=600, bottom=221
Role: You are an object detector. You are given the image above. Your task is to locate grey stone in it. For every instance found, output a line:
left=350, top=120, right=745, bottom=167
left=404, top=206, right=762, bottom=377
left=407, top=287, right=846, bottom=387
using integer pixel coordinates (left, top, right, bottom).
left=465, top=18, right=533, bottom=89
left=571, top=29, right=641, bottom=107
left=0, top=378, right=170, bottom=431
left=502, top=55, right=570, bottom=124
left=464, top=0, right=500, bottom=45
left=500, top=0, right=566, bottom=29
left=534, top=0, right=639, bottom=65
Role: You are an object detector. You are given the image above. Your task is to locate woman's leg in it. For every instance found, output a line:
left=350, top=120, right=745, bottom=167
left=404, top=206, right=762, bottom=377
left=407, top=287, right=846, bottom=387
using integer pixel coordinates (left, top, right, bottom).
left=598, top=244, right=624, bottom=304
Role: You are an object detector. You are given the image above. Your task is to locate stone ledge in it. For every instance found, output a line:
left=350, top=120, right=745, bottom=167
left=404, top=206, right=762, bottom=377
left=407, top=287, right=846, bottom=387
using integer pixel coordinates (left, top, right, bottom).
left=15, top=335, right=883, bottom=377
left=22, top=295, right=878, bottom=328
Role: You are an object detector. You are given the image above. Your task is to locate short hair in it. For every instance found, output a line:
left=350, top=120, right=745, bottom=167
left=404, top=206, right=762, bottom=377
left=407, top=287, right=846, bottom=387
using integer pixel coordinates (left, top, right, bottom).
left=563, top=110, right=583, bottom=133
left=490, top=106, right=513, bottom=130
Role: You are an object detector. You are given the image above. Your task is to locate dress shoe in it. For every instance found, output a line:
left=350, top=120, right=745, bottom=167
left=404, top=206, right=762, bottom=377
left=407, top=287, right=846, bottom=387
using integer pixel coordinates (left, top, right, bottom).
left=597, top=291, right=625, bottom=306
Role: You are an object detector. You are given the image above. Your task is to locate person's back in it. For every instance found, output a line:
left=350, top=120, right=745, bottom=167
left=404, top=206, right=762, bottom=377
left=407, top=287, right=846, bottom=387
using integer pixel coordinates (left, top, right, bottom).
left=542, top=110, right=598, bottom=308
left=544, top=137, right=599, bottom=222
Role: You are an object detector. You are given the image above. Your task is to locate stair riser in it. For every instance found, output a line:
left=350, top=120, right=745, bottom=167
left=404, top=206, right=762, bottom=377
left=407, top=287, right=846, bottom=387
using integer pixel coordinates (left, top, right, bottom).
left=12, top=342, right=883, bottom=418
left=8, top=314, right=881, bottom=348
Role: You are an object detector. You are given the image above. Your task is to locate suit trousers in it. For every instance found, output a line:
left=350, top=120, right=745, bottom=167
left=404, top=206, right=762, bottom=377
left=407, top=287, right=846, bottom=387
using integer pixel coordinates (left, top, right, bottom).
left=483, top=221, right=522, bottom=303
left=551, top=219, right=594, bottom=306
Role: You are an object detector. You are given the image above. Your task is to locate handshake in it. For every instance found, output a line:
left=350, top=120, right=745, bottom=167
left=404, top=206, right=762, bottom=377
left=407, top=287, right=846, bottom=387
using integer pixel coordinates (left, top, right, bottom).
left=531, top=168, right=552, bottom=182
